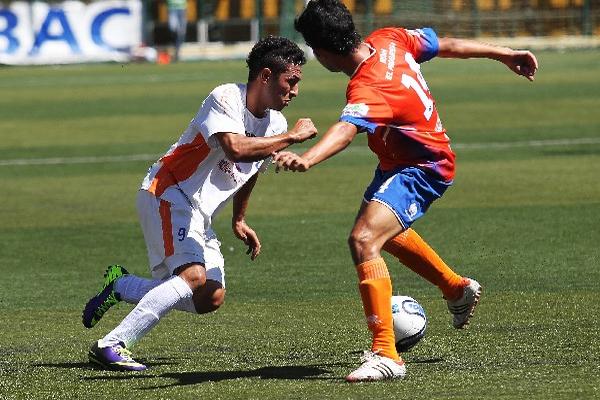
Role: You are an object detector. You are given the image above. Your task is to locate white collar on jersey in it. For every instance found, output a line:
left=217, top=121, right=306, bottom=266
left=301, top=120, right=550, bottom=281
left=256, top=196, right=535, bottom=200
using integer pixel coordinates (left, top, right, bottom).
left=351, top=43, right=377, bottom=78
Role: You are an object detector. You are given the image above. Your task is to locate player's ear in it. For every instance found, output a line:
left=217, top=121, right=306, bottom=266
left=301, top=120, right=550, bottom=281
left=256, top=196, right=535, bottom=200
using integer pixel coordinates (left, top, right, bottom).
left=259, top=67, right=272, bottom=84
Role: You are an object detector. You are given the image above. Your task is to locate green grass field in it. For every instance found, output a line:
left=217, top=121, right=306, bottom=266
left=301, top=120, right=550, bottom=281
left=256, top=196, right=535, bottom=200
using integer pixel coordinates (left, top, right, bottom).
left=1, top=50, right=599, bottom=399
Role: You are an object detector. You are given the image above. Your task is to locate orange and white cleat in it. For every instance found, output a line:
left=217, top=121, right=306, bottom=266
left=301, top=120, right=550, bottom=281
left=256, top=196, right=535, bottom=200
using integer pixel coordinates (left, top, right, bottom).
left=346, top=351, right=406, bottom=382
left=446, top=278, right=482, bottom=329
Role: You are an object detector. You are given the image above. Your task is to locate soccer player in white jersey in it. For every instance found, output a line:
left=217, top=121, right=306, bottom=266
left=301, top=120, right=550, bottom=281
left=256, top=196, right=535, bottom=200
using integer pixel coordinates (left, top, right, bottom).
left=82, top=36, right=317, bottom=371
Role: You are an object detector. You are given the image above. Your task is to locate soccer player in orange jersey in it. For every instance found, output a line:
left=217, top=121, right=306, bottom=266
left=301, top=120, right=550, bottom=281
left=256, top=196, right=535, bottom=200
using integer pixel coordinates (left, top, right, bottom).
left=274, top=0, right=538, bottom=382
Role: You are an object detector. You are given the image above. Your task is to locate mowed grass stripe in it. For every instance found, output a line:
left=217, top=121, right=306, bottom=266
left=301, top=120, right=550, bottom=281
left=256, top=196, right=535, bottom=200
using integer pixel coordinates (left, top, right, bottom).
left=1, top=136, right=599, bottom=166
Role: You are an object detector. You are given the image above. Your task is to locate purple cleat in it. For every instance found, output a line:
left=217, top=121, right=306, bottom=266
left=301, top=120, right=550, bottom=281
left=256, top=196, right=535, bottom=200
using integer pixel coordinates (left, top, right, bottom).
left=88, top=340, right=147, bottom=371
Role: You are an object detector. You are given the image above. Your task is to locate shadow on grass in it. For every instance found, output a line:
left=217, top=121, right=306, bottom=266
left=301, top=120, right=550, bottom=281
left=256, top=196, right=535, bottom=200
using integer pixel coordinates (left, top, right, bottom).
left=35, top=357, right=178, bottom=371
left=80, top=363, right=343, bottom=387
left=148, top=364, right=337, bottom=388
left=40, top=353, right=443, bottom=387
left=409, top=357, right=445, bottom=364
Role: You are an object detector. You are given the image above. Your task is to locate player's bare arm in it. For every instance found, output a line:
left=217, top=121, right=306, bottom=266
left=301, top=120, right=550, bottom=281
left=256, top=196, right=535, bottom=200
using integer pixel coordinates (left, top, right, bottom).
left=274, top=121, right=358, bottom=172
left=232, top=173, right=261, bottom=260
left=215, top=118, right=317, bottom=163
left=437, top=37, right=538, bottom=81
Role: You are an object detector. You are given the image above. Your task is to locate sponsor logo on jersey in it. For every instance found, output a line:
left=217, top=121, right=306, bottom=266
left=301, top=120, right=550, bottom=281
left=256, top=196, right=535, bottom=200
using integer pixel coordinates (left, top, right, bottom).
left=342, top=103, right=369, bottom=118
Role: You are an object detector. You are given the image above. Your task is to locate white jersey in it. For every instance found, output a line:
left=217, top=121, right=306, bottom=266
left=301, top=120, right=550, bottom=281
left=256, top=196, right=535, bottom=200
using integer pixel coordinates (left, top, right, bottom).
left=141, top=83, right=287, bottom=223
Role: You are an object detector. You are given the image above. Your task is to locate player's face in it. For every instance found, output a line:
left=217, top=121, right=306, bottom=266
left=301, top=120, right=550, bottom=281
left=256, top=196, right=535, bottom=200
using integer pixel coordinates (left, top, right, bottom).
left=266, top=64, right=302, bottom=111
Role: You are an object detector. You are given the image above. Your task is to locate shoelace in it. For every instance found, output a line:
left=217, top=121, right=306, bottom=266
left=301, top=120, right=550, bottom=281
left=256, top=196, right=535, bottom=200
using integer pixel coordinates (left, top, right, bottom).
left=114, top=346, right=135, bottom=362
left=359, top=350, right=381, bottom=364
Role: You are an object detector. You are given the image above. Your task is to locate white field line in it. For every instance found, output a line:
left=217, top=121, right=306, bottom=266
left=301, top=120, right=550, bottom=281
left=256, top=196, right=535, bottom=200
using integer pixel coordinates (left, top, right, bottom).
left=0, top=137, right=599, bottom=167
left=0, top=153, right=161, bottom=166
left=451, top=137, right=600, bottom=150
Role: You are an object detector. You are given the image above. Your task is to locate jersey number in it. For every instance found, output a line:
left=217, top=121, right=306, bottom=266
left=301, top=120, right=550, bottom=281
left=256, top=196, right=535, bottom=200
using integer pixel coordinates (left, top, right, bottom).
left=401, top=53, right=434, bottom=121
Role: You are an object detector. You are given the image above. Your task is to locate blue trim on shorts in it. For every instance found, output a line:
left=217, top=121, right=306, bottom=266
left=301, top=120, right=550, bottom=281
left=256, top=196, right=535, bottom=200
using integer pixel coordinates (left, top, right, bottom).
left=363, top=166, right=451, bottom=228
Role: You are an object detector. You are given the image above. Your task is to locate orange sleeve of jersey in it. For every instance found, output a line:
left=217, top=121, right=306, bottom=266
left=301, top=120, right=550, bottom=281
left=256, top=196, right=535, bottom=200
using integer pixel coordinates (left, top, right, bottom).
left=341, top=84, right=393, bottom=133
left=370, top=27, right=439, bottom=63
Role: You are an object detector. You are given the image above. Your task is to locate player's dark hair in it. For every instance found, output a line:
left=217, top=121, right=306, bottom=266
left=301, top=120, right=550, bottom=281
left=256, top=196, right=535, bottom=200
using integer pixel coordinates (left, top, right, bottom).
left=246, top=36, right=306, bottom=81
left=295, top=0, right=362, bottom=55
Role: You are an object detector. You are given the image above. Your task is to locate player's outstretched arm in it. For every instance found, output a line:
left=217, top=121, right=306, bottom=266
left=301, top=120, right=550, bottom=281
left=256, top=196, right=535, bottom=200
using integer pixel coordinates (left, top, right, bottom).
left=274, top=121, right=358, bottom=172
left=438, top=37, right=538, bottom=81
left=216, top=118, right=317, bottom=163
left=232, top=174, right=261, bottom=260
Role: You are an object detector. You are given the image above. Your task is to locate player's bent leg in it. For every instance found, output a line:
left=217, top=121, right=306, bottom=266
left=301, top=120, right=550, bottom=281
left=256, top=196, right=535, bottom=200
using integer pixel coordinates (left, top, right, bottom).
left=382, top=230, right=483, bottom=328
left=100, top=274, right=193, bottom=353
left=382, top=229, right=465, bottom=299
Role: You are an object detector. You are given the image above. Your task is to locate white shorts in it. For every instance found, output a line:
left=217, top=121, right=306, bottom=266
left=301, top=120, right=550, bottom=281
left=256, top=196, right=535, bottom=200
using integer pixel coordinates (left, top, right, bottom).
left=136, top=189, right=225, bottom=287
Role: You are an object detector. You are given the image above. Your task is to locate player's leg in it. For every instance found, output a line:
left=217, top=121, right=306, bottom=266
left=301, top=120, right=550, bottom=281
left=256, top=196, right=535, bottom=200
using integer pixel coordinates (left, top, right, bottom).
left=189, top=233, right=226, bottom=313
left=85, top=194, right=227, bottom=326
left=87, top=190, right=210, bottom=371
left=89, top=264, right=226, bottom=371
left=99, top=262, right=205, bottom=348
left=346, top=200, right=407, bottom=382
left=383, top=228, right=465, bottom=300
left=83, top=265, right=220, bottom=328
left=107, top=270, right=225, bottom=313
left=89, top=266, right=197, bottom=371
left=175, top=9, right=186, bottom=60
left=383, top=228, right=481, bottom=328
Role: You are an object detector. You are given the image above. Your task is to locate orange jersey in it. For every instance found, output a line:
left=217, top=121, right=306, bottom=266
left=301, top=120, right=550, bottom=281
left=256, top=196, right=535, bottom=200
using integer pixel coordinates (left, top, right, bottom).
left=340, top=27, right=455, bottom=181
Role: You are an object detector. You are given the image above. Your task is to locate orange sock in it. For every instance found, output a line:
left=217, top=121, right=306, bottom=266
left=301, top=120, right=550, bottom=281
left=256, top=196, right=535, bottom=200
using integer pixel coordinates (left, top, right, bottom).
left=356, top=257, right=400, bottom=361
left=383, top=229, right=465, bottom=300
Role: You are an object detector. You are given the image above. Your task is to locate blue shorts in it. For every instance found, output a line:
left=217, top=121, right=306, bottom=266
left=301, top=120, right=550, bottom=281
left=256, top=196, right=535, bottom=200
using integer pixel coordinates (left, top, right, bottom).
left=363, top=167, right=452, bottom=229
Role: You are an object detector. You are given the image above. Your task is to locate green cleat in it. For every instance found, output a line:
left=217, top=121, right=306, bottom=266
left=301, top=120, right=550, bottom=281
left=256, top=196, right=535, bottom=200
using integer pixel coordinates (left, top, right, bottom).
left=82, top=265, right=129, bottom=329
left=102, top=264, right=129, bottom=289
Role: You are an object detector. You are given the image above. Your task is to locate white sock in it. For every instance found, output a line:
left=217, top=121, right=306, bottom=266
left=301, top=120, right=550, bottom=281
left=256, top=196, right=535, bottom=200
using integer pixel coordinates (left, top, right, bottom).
left=115, top=275, right=162, bottom=304
left=101, top=275, right=193, bottom=348
left=115, top=275, right=197, bottom=314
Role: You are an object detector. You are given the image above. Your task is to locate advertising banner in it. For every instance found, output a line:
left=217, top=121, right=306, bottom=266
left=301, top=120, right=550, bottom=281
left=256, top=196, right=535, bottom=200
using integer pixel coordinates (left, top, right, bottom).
left=0, top=0, right=142, bottom=65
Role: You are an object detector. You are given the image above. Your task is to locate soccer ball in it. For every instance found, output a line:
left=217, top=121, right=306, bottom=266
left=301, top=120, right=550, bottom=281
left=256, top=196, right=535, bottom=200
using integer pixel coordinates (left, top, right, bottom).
left=391, top=295, right=427, bottom=352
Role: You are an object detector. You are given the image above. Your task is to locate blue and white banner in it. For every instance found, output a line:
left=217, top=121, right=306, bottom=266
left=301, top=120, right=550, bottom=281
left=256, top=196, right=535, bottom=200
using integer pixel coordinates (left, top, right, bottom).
left=0, top=0, right=142, bottom=65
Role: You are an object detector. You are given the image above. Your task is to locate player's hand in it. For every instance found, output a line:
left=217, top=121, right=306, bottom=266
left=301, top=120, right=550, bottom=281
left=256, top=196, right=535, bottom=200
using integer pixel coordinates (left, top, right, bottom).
left=289, top=118, right=318, bottom=143
left=502, top=50, right=538, bottom=81
left=273, top=151, right=311, bottom=172
left=232, top=219, right=261, bottom=260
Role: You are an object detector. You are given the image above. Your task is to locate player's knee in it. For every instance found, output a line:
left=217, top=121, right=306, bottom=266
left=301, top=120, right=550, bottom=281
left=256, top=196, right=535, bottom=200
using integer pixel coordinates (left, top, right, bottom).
left=175, top=263, right=207, bottom=292
left=348, top=227, right=375, bottom=254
